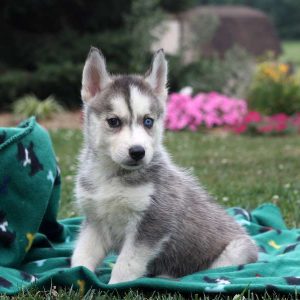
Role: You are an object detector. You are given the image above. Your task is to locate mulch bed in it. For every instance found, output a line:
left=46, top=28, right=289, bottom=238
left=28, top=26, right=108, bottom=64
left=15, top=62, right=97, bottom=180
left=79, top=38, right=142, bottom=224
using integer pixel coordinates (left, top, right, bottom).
left=0, top=111, right=82, bottom=130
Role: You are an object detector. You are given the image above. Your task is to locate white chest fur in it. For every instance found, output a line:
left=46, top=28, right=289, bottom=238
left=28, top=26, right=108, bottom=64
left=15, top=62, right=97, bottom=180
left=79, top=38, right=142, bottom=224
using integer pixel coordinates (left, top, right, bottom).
left=77, top=177, right=154, bottom=249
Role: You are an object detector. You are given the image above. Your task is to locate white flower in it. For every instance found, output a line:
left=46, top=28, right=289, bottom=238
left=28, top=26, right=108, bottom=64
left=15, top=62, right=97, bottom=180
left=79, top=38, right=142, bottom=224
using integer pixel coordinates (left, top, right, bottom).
left=179, top=86, right=193, bottom=96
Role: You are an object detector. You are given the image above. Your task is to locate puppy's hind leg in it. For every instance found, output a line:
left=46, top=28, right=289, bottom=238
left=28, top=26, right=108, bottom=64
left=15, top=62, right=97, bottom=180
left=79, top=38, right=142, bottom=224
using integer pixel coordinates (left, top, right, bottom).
left=210, top=236, right=258, bottom=269
left=71, top=223, right=109, bottom=272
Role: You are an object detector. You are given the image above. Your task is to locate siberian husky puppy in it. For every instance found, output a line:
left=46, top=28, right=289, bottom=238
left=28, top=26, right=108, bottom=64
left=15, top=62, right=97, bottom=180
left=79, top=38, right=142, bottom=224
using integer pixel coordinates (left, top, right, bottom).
left=71, top=47, right=258, bottom=284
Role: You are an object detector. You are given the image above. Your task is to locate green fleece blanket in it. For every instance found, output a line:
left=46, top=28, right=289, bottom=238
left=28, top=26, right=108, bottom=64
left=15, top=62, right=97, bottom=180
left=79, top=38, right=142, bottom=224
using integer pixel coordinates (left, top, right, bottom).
left=0, top=117, right=300, bottom=296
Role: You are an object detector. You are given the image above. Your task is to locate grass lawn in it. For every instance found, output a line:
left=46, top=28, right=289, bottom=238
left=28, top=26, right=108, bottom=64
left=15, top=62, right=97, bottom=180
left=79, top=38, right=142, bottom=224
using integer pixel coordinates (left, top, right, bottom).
left=281, top=40, right=300, bottom=78
left=53, top=130, right=300, bottom=228
left=16, top=129, right=294, bottom=300
left=5, top=42, right=300, bottom=299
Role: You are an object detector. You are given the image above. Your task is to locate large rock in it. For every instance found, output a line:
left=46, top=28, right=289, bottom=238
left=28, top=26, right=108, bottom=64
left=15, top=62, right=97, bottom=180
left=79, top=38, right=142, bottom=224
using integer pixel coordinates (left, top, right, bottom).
left=152, top=5, right=281, bottom=62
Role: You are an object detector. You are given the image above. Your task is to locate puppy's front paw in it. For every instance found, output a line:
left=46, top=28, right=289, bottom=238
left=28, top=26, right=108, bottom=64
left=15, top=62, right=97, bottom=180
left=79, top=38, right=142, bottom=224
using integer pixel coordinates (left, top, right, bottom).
left=108, top=267, right=139, bottom=284
left=108, top=273, right=130, bottom=285
left=71, top=256, right=95, bottom=272
left=108, top=278, right=119, bottom=285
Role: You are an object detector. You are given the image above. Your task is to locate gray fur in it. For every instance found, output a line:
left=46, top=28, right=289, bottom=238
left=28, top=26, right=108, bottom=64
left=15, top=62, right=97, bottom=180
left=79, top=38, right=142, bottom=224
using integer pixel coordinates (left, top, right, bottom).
left=73, top=48, right=258, bottom=280
left=77, top=144, right=258, bottom=277
left=78, top=175, right=98, bottom=194
left=133, top=153, right=257, bottom=276
left=89, top=75, right=164, bottom=120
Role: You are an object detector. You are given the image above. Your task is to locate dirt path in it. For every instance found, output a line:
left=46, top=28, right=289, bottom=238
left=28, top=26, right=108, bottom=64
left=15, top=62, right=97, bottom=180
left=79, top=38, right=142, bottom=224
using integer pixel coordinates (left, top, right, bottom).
left=0, top=111, right=82, bottom=129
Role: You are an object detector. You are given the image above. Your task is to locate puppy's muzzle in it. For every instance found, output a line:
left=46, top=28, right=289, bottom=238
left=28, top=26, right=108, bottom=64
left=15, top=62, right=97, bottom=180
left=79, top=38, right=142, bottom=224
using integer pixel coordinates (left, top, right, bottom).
left=129, top=145, right=145, bottom=161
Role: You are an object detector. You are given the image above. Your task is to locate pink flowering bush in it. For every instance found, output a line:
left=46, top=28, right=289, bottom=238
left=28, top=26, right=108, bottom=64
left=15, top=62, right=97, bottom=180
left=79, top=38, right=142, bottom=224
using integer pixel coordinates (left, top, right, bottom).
left=165, top=92, right=247, bottom=131
left=233, top=111, right=300, bottom=135
left=165, top=91, right=300, bottom=135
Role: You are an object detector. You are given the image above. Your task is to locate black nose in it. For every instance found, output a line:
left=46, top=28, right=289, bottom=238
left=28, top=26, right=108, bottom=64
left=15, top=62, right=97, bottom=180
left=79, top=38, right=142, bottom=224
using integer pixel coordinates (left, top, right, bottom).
left=129, top=145, right=145, bottom=161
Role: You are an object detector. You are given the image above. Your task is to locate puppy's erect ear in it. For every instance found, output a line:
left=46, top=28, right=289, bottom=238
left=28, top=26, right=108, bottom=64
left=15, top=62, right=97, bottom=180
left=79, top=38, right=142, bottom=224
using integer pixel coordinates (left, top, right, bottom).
left=145, top=49, right=168, bottom=98
left=81, top=47, right=111, bottom=102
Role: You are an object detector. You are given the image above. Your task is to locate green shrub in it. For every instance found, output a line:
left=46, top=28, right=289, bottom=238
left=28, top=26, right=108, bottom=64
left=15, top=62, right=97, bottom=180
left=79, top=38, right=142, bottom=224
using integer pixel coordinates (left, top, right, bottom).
left=0, top=71, right=30, bottom=109
left=31, top=63, right=83, bottom=109
left=13, top=94, right=64, bottom=120
left=170, top=46, right=254, bottom=98
left=0, top=0, right=164, bottom=111
left=248, top=61, right=300, bottom=115
left=0, top=62, right=82, bottom=110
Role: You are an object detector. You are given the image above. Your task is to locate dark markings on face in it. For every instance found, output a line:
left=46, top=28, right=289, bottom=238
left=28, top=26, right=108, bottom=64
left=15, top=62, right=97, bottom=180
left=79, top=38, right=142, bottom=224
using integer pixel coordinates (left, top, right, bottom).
left=110, top=76, right=152, bottom=125
left=86, top=75, right=165, bottom=148
left=110, top=76, right=133, bottom=121
left=89, top=75, right=164, bottom=120
left=88, top=100, right=112, bottom=117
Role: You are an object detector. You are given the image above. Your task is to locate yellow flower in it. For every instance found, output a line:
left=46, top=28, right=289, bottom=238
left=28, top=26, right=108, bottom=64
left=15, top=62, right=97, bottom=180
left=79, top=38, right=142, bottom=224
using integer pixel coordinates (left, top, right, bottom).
left=260, top=62, right=292, bottom=82
left=279, top=63, right=289, bottom=74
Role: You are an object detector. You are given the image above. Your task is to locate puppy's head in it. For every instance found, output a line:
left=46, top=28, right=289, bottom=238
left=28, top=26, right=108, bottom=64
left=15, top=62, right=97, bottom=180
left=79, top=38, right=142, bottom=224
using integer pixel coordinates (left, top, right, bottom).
left=81, top=47, right=168, bottom=170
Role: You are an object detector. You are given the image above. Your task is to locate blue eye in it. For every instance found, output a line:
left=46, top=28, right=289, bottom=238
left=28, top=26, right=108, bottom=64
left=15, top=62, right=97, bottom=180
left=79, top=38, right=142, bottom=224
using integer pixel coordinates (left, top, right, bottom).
left=144, top=117, right=154, bottom=128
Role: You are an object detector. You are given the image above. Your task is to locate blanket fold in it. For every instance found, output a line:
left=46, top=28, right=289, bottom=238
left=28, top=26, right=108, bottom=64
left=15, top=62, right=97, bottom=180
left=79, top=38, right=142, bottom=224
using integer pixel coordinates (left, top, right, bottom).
left=0, top=118, right=299, bottom=295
